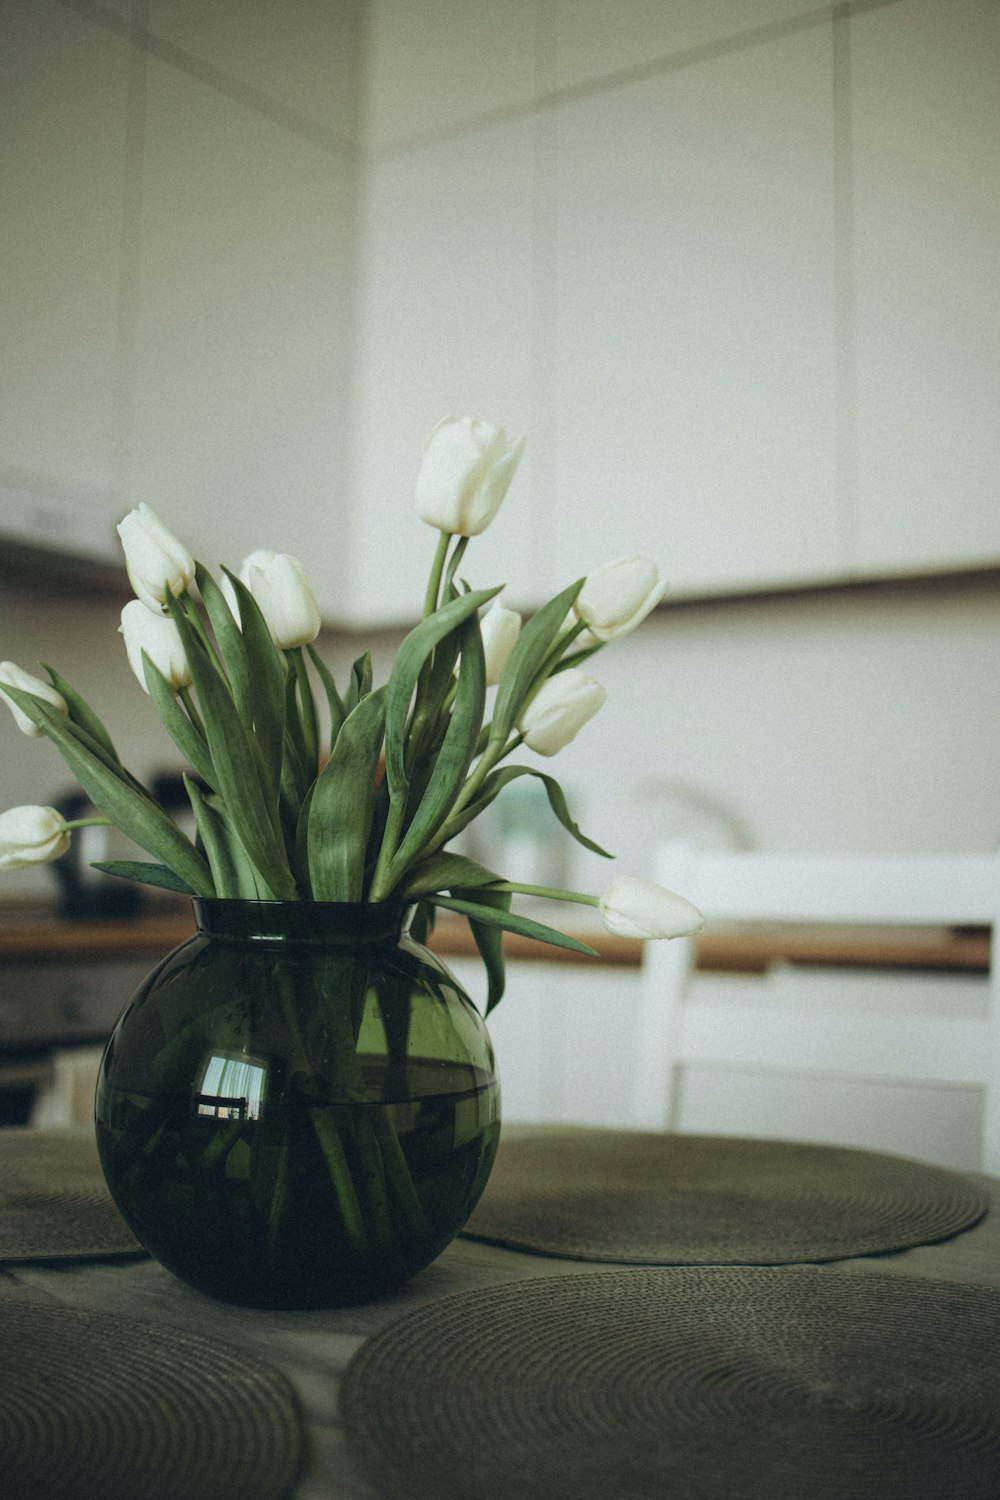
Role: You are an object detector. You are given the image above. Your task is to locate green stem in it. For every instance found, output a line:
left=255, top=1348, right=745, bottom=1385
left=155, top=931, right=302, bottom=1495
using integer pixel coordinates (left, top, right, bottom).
left=61, top=815, right=113, bottom=832
left=290, top=648, right=320, bottom=776
left=441, top=536, right=469, bottom=601
left=489, top=880, right=599, bottom=907
left=273, top=970, right=372, bottom=1255
left=422, top=531, right=452, bottom=619
left=434, top=730, right=523, bottom=838
left=368, top=794, right=408, bottom=901
left=180, top=594, right=222, bottom=671
left=178, top=685, right=206, bottom=739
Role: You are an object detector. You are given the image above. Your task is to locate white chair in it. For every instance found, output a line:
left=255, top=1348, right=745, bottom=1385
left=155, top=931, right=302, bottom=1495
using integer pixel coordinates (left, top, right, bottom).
left=633, top=850, right=1000, bottom=1175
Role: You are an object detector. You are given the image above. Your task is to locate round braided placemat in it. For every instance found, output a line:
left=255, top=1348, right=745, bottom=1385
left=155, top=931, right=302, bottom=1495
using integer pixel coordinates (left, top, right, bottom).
left=0, top=1284, right=304, bottom=1500
left=0, top=1128, right=144, bottom=1262
left=341, top=1265, right=1000, bottom=1500
left=461, top=1130, right=987, bottom=1263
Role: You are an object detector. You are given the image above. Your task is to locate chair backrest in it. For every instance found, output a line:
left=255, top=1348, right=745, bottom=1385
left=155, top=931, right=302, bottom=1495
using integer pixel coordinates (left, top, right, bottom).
left=634, top=849, right=1000, bottom=1174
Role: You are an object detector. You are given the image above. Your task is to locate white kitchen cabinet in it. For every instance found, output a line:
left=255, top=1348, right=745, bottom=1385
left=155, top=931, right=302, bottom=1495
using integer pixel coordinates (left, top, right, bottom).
left=849, top=0, right=1000, bottom=577
left=128, top=56, right=356, bottom=608
left=547, top=25, right=841, bottom=598
left=348, top=116, right=543, bottom=625
left=146, top=0, right=363, bottom=143
left=543, top=0, right=823, bottom=94
left=0, top=0, right=131, bottom=546
left=363, top=0, right=538, bottom=149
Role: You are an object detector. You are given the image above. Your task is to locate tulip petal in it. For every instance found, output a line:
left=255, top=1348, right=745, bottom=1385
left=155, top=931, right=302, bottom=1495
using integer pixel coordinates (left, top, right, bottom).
left=599, top=876, right=704, bottom=939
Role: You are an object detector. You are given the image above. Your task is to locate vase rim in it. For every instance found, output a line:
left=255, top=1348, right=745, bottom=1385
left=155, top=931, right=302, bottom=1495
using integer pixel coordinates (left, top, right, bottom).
left=191, top=897, right=409, bottom=944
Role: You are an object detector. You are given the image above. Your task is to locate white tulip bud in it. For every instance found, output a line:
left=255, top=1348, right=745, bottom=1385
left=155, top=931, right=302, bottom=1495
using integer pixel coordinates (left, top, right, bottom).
left=120, top=600, right=192, bottom=694
left=235, top=550, right=321, bottom=649
left=574, top=556, right=666, bottom=642
left=415, top=416, right=525, bottom=536
left=517, top=668, right=606, bottom=756
left=598, top=876, right=704, bottom=940
left=0, top=661, right=69, bottom=737
left=0, top=805, right=71, bottom=869
left=480, top=600, right=522, bottom=687
left=117, top=503, right=195, bottom=613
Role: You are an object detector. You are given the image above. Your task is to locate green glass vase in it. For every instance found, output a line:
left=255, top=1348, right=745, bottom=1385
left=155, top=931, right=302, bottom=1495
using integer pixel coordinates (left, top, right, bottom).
left=95, top=899, right=500, bottom=1309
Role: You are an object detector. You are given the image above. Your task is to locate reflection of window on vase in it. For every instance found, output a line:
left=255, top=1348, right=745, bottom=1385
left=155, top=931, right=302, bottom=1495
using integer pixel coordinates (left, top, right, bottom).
left=196, top=1053, right=268, bottom=1121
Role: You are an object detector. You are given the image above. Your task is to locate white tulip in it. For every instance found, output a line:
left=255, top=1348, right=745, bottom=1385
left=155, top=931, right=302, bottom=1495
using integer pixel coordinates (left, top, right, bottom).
left=0, top=661, right=68, bottom=737
left=598, top=876, right=704, bottom=940
left=480, top=600, right=522, bottom=686
left=120, top=600, right=192, bottom=694
left=415, top=416, right=525, bottom=536
left=117, top=503, right=195, bottom=613
left=231, top=550, right=321, bottom=649
left=0, top=805, right=71, bottom=869
left=517, top=668, right=606, bottom=756
left=574, top=556, right=666, bottom=642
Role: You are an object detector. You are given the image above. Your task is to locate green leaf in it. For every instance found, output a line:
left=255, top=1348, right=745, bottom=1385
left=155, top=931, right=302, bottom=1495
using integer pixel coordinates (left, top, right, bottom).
left=143, top=657, right=217, bottom=787
left=307, top=685, right=387, bottom=901
left=288, top=647, right=320, bottom=779
left=167, top=596, right=296, bottom=898
left=444, top=763, right=613, bottom=857
left=41, top=664, right=120, bottom=764
left=462, top=885, right=510, bottom=1014
left=382, top=613, right=487, bottom=889
left=400, top=850, right=504, bottom=900
left=429, top=893, right=599, bottom=959
left=204, top=792, right=267, bottom=898
left=490, top=578, right=585, bottom=745
left=306, top=644, right=346, bottom=746
left=407, top=900, right=435, bottom=945
left=91, top=860, right=196, bottom=894
left=3, top=688, right=214, bottom=895
left=345, top=651, right=373, bottom=712
left=204, top=565, right=287, bottom=794
left=184, top=774, right=240, bottom=897
left=384, top=585, right=501, bottom=798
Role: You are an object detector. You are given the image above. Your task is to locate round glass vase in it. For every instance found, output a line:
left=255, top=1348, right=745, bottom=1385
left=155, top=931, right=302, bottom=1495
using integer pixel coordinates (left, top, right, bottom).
left=95, top=899, right=501, bottom=1309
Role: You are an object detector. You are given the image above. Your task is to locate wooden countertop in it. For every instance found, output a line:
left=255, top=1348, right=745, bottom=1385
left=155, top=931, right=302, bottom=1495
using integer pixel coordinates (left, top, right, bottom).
left=0, top=904, right=989, bottom=973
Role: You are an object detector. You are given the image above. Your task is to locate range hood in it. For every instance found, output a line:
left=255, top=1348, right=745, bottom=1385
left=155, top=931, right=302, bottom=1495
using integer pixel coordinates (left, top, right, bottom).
left=1, top=475, right=124, bottom=570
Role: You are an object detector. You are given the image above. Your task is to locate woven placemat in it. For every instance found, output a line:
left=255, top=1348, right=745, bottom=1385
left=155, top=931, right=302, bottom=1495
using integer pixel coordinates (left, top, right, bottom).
left=0, top=1128, right=144, bottom=1261
left=461, top=1129, right=988, bottom=1263
left=0, top=1282, right=304, bottom=1500
left=341, top=1265, right=1000, bottom=1500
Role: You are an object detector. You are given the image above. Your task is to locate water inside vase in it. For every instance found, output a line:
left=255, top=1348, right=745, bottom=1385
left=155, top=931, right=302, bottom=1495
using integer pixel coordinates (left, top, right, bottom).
left=96, top=1058, right=500, bottom=1309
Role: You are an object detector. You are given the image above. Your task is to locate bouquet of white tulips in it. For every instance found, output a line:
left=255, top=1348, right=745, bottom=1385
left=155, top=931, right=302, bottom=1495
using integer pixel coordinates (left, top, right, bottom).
left=0, top=417, right=701, bottom=1009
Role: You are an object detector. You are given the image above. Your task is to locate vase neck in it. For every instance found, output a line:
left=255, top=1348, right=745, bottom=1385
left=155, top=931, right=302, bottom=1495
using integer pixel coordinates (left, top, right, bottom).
left=191, top=898, right=407, bottom=945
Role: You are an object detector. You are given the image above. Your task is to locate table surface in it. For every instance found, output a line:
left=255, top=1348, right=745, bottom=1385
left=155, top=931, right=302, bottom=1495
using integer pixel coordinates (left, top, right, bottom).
left=3, top=1129, right=998, bottom=1500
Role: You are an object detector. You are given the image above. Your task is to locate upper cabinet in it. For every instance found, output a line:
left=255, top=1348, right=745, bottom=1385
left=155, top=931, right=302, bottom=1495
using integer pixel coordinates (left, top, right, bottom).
left=145, top=0, right=363, bottom=142
left=348, top=117, right=541, bottom=626
left=128, top=55, right=356, bottom=609
left=547, top=25, right=840, bottom=597
left=0, top=0, right=131, bottom=556
left=849, top=0, right=1000, bottom=576
left=3, top=0, right=997, bottom=624
left=363, top=0, right=538, bottom=148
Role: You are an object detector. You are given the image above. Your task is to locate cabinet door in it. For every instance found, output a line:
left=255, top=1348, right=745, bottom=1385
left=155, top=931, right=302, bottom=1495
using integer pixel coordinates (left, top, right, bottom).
left=348, top=118, right=541, bottom=627
left=850, top=0, right=1000, bottom=575
left=146, top=0, right=363, bottom=142
left=548, top=26, right=840, bottom=598
left=129, top=57, right=355, bottom=609
left=0, top=0, right=130, bottom=547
